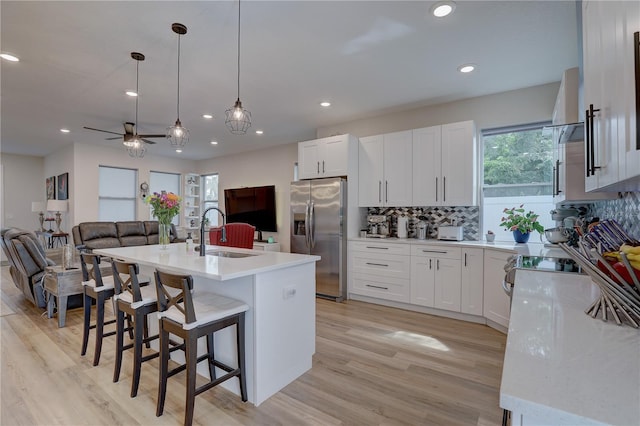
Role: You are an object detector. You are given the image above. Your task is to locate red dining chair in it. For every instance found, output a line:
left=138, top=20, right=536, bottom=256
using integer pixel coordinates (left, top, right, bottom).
left=209, top=223, right=255, bottom=249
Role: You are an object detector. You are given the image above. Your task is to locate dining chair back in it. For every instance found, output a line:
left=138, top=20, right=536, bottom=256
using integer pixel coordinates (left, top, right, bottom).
left=209, top=222, right=255, bottom=249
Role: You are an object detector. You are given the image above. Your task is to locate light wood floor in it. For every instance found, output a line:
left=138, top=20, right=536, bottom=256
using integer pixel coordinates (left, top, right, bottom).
left=1, top=265, right=506, bottom=425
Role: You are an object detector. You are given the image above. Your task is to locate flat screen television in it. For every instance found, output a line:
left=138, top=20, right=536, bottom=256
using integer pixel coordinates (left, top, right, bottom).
left=224, top=185, right=277, bottom=238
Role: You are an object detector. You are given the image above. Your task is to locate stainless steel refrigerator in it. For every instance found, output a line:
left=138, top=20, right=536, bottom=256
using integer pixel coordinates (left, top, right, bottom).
left=290, top=177, right=347, bottom=301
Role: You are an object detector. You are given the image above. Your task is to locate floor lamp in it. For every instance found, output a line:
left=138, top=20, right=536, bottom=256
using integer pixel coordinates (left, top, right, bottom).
left=46, top=200, right=68, bottom=234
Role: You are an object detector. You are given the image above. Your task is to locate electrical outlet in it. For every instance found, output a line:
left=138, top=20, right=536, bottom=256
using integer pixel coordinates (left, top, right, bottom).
left=283, top=286, right=296, bottom=299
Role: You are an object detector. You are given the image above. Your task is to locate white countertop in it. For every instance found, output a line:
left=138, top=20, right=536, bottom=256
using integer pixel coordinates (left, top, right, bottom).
left=94, top=243, right=320, bottom=281
left=349, top=237, right=567, bottom=257
left=500, top=269, right=640, bottom=425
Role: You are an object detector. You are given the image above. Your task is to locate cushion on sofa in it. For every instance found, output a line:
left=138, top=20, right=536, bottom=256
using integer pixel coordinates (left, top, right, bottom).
left=116, top=221, right=148, bottom=246
left=79, top=222, right=120, bottom=250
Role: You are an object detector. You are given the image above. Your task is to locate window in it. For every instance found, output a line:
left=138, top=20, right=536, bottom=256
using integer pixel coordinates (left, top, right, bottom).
left=149, top=171, right=181, bottom=225
left=482, top=122, right=555, bottom=241
left=98, top=166, right=137, bottom=221
left=202, top=174, right=219, bottom=227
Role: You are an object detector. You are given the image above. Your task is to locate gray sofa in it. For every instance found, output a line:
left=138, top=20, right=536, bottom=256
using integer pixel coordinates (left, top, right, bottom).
left=72, top=221, right=184, bottom=252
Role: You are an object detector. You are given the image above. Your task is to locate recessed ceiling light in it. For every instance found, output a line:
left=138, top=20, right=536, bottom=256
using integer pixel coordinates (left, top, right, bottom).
left=202, top=114, right=213, bottom=119
left=431, top=1, right=456, bottom=18
left=210, top=140, right=218, bottom=145
left=126, top=91, right=138, bottom=97
left=0, top=53, right=19, bottom=62
left=320, top=102, right=331, bottom=107
left=60, top=128, right=70, bottom=133
left=255, top=130, right=264, bottom=135
left=458, top=64, right=476, bottom=73
left=176, top=149, right=183, bottom=153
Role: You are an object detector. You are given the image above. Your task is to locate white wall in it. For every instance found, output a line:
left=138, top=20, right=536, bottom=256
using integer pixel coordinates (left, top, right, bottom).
left=195, top=142, right=298, bottom=253
left=0, top=153, right=45, bottom=230
left=317, top=82, right=560, bottom=139
left=71, top=143, right=197, bottom=226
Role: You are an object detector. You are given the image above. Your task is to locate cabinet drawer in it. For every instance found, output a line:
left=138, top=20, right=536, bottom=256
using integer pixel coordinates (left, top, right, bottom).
left=351, top=274, right=410, bottom=303
left=351, top=251, right=410, bottom=279
left=411, top=245, right=461, bottom=259
left=350, top=241, right=410, bottom=255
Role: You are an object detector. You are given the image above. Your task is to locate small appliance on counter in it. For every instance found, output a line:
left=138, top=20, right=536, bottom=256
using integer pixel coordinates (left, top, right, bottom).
left=366, top=215, right=389, bottom=238
left=437, top=225, right=464, bottom=241
left=416, top=219, right=429, bottom=240
left=396, top=216, right=408, bottom=239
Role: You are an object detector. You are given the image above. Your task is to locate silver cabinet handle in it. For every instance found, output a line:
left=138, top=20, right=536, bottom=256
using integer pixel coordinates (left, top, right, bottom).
left=366, top=246, right=388, bottom=250
left=422, top=249, right=447, bottom=254
left=429, top=259, right=432, bottom=269
left=443, top=176, right=446, bottom=202
left=555, top=160, right=561, bottom=194
left=464, top=253, right=467, bottom=267
left=366, top=262, right=389, bottom=267
left=366, top=284, right=388, bottom=290
left=322, top=160, right=325, bottom=173
left=385, top=180, right=388, bottom=204
left=585, top=110, right=590, bottom=177
left=317, top=161, right=320, bottom=174
left=437, top=259, right=440, bottom=270
left=378, top=181, right=382, bottom=203
left=435, top=177, right=438, bottom=202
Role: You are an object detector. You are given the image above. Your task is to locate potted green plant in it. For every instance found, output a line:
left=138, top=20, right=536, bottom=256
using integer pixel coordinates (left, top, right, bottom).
left=499, top=205, right=544, bottom=243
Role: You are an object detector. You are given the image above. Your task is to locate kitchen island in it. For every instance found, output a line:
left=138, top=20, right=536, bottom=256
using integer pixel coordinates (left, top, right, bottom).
left=94, top=243, right=320, bottom=406
left=500, top=269, right=640, bottom=425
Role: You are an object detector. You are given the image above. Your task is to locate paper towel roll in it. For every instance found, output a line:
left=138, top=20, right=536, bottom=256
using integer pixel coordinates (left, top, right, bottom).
left=397, top=217, right=408, bottom=238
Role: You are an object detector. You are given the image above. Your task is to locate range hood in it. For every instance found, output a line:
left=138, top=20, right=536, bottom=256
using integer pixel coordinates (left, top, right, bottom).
left=543, top=121, right=584, bottom=144
left=544, top=67, right=583, bottom=144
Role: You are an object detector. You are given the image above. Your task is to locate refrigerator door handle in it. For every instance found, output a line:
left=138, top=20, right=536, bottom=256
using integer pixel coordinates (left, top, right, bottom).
left=304, top=201, right=311, bottom=248
left=309, top=201, right=316, bottom=248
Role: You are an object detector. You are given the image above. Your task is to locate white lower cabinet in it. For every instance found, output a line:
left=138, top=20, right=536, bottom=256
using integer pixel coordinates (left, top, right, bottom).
left=349, top=241, right=411, bottom=303
left=483, top=249, right=512, bottom=328
left=461, top=248, right=484, bottom=315
left=411, top=246, right=461, bottom=311
left=349, top=241, right=513, bottom=328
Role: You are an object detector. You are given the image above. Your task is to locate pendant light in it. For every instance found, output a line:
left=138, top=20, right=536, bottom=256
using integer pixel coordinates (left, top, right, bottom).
left=167, top=23, right=189, bottom=148
left=225, top=0, right=251, bottom=134
left=125, top=52, right=147, bottom=159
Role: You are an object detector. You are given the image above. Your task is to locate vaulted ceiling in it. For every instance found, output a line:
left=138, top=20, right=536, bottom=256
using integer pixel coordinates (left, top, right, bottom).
left=1, top=1, right=579, bottom=160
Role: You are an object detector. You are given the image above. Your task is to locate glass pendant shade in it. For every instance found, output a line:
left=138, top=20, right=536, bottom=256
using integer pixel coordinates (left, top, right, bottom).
left=167, top=118, right=189, bottom=147
left=226, top=0, right=252, bottom=135
left=167, top=23, right=189, bottom=148
left=225, top=98, right=251, bottom=134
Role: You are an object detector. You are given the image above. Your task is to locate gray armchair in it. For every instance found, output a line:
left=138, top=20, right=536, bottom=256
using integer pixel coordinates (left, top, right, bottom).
left=1, top=228, right=55, bottom=308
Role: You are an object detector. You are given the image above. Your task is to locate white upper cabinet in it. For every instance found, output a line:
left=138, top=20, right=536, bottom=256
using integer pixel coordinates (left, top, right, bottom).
left=413, top=120, right=477, bottom=206
left=583, top=0, right=639, bottom=190
left=358, top=131, right=413, bottom=207
left=298, top=134, right=356, bottom=179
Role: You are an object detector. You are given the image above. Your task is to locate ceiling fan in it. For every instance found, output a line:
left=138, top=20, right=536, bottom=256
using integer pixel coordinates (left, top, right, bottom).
left=83, top=122, right=165, bottom=145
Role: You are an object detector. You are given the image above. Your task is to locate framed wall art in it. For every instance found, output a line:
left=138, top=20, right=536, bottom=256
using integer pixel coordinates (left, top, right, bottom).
left=46, top=176, right=56, bottom=200
left=57, top=172, right=69, bottom=200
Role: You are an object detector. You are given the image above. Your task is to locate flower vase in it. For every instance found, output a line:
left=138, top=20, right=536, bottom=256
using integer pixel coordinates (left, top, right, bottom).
left=158, top=222, right=171, bottom=249
left=513, top=230, right=530, bottom=244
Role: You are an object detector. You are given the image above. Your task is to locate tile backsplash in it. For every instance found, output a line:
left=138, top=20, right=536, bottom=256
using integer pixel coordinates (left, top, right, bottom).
left=587, top=192, right=640, bottom=239
left=368, top=206, right=480, bottom=240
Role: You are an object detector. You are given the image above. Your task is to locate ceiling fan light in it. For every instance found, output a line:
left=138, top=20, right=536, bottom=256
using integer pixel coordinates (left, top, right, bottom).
left=225, top=98, right=252, bottom=134
left=126, top=137, right=146, bottom=158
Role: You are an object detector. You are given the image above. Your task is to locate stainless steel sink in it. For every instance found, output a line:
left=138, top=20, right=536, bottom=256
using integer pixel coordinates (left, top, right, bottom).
left=205, top=250, right=258, bottom=258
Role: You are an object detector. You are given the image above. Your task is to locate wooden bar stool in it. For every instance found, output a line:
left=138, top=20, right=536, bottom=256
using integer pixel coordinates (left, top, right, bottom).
left=111, top=259, right=159, bottom=397
left=80, top=253, right=116, bottom=366
left=154, top=269, right=248, bottom=426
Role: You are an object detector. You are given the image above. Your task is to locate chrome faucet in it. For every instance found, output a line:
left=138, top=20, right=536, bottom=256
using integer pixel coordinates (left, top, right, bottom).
left=199, top=206, right=226, bottom=256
